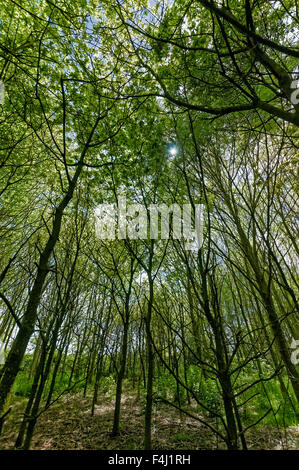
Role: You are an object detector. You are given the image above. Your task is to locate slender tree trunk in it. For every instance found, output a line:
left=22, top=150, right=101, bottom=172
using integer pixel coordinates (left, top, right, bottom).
left=144, top=271, right=154, bottom=450
left=111, top=321, right=129, bottom=436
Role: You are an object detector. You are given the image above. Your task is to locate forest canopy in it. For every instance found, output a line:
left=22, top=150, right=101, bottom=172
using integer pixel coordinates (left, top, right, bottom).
left=0, top=0, right=298, bottom=452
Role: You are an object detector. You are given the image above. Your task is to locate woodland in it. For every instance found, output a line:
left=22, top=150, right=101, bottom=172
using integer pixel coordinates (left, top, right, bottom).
left=0, top=0, right=298, bottom=451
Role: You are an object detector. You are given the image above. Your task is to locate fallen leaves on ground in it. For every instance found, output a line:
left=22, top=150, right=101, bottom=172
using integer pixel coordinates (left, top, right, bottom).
left=0, top=393, right=298, bottom=450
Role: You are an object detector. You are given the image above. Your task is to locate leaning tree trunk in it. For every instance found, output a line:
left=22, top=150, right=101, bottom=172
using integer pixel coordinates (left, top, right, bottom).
left=0, top=165, right=82, bottom=415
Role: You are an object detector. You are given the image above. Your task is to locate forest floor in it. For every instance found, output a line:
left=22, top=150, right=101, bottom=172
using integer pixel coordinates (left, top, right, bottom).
left=1, top=392, right=299, bottom=450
